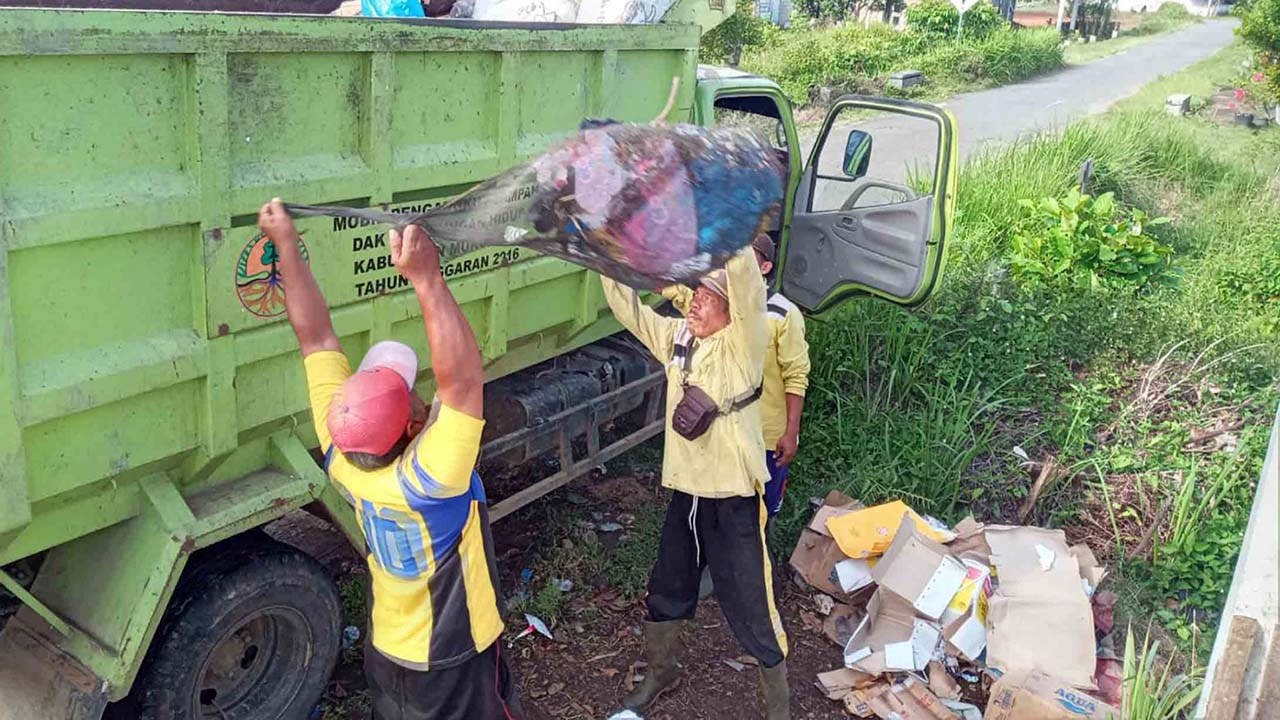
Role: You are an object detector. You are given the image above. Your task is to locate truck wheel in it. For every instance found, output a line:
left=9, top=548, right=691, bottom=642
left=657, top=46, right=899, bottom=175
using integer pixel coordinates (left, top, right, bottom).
left=128, top=540, right=342, bottom=720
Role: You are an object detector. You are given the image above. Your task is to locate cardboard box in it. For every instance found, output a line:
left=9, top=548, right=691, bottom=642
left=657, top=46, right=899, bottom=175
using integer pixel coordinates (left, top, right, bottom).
left=845, top=589, right=941, bottom=674
left=872, top=516, right=967, bottom=620
left=941, top=560, right=992, bottom=661
left=809, top=490, right=861, bottom=537
left=984, top=669, right=1120, bottom=720
left=984, top=527, right=1097, bottom=687
left=823, top=603, right=863, bottom=648
left=816, top=667, right=874, bottom=699
left=835, top=557, right=877, bottom=593
left=789, top=529, right=849, bottom=597
left=826, top=501, right=953, bottom=560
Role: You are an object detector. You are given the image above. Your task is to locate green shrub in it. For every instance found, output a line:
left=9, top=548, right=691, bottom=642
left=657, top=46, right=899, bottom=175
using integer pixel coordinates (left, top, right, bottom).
left=1010, top=189, right=1179, bottom=290
left=1236, top=0, right=1280, bottom=101
left=1124, top=2, right=1198, bottom=36
left=700, top=0, right=780, bottom=65
left=906, top=0, right=1005, bottom=38
left=741, top=23, right=1062, bottom=103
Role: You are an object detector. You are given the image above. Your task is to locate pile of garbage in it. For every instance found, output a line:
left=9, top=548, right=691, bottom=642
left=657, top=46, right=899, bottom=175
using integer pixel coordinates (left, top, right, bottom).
left=791, top=492, right=1123, bottom=720
left=343, top=0, right=678, bottom=24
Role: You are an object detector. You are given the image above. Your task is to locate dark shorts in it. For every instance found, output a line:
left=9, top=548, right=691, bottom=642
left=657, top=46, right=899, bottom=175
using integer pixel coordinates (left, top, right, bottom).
left=763, top=450, right=789, bottom=518
left=365, top=643, right=523, bottom=720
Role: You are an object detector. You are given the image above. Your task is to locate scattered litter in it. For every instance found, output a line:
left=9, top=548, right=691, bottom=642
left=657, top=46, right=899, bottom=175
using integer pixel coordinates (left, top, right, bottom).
left=607, top=711, right=643, bottom=720
left=871, top=517, right=967, bottom=620
left=985, top=668, right=1118, bottom=719
left=1011, top=446, right=1029, bottom=461
left=515, top=613, right=554, bottom=642
left=554, top=578, right=574, bottom=592
left=341, top=625, right=360, bottom=649
left=520, top=567, right=534, bottom=584
left=734, top=654, right=760, bottom=666
left=985, top=526, right=1096, bottom=687
left=723, top=658, right=748, bottom=672
left=835, top=557, right=876, bottom=593
left=1033, top=544, right=1055, bottom=571
left=940, top=699, right=983, bottom=720
left=792, top=492, right=1112, bottom=720
left=822, top=603, right=862, bottom=648
left=623, top=661, right=646, bottom=692
left=597, top=522, right=624, bottom=532
left=800, top=610, right=823, bottom=633
left=826, top=501, right=955, bottom=560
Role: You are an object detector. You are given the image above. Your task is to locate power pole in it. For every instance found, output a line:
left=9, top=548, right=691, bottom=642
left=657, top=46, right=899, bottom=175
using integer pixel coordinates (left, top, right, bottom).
left=1069, top=0, right=1081, bottom=32
left=1055, top=0, right=1067, bottom=32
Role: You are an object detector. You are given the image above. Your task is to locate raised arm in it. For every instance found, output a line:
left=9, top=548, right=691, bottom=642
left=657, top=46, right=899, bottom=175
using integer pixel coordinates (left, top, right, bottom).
left=601, top=277, right=680, bottom=364
left=261, top=199, right=340, bottom=356
left=393, top=224, right=484, bottom=419
left=725, top=248, right=769, bottom=381
left=660, top=285, right=693, bottom=316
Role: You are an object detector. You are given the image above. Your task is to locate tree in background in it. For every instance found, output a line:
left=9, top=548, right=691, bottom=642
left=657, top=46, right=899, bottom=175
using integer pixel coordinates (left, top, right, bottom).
left=905, top=0, right=1005, bottom=37
left=1236, top=0, right=1280, bottom=103
left=701, top=0, right=777, bottom=65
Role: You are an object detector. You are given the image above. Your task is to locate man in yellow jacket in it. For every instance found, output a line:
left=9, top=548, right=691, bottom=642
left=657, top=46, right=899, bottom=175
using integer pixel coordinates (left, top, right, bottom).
left=602, top=248, right=790, bottom=720
left=663, top=235, right=810, bottom=523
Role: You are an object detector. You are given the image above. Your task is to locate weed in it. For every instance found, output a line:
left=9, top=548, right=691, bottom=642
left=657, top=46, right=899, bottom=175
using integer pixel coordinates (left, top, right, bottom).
left=1122, top=625, right=1204, bottom=719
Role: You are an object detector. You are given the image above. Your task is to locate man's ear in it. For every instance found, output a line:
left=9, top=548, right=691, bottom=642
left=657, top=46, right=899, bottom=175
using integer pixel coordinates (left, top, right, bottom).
left=760, top=260, right=775, bottom=277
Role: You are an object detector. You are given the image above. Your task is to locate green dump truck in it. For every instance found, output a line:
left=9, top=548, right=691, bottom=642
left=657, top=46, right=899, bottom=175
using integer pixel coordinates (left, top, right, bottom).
left=0, top=5, right=958, bottom=718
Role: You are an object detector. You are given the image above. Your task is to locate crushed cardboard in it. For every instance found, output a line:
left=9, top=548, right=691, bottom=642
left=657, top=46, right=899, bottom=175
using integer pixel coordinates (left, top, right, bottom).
left=845, top=589, right=941, bottom=674
left=872, top=516, right=968, bottom=620
left=822, top=603, right=863, bottom=648
left=983, top=669, right=1119, bottom=720
left=796, top=496, right=1111, bottom=718
left=984, top=526, right=1096, bottom=688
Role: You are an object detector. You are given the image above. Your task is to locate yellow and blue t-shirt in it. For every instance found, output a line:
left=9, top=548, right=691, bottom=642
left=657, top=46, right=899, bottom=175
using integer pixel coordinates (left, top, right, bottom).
left=304, top=350, right=502, bottom=671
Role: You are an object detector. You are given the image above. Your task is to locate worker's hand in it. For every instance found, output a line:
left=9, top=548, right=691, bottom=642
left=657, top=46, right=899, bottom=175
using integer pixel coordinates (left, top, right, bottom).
left=775, top=431, right=799, bottom=467
left=258, top=198, right=300, bottom=251
left=391, top=224, right=442, bottom=288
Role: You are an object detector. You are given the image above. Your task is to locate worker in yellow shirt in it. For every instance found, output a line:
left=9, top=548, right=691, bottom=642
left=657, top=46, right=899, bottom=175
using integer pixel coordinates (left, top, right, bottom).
left=259, top=199, right=521, bottom=720
left=602, top=248, right=790, bottom=720
left=663, top=234, right=810, bottom=525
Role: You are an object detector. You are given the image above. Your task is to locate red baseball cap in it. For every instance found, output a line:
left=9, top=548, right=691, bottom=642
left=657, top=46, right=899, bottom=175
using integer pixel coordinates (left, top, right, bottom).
left=327, top=367, right=412, bottom=456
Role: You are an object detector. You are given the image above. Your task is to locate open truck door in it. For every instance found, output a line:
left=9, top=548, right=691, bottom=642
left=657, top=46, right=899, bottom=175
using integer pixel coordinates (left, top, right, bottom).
left=780, top=96, right=958, bottom=313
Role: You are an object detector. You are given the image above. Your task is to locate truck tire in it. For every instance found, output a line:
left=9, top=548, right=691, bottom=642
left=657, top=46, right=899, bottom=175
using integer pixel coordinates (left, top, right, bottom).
left=125, top=538, right=342, bottom=720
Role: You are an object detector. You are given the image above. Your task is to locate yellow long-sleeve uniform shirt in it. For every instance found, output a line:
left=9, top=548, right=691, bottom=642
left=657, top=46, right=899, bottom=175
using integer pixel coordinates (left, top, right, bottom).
left=602, top=250, right=770, bottom=498
left=662, top=285, right=810, bottom=450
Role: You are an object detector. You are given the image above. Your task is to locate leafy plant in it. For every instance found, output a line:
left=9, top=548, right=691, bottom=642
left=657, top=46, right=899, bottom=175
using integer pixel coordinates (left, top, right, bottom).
left=1236, top=0, right=1280, bottom=102
left=906, top=0, right=1005, bottom=38
left=700, top=0, right=779, bottom=66
left=1010, top=189, right=1178, bottom=290
left=1125, top=2, right=1197, bottom=37
left=1121, top=625, right=1204, bottom=719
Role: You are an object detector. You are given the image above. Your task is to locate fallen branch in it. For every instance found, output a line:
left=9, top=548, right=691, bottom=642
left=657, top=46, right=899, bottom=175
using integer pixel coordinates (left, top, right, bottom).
left=1126, top=494, right=1175, bottom=562
left=1185, top=420, right=1245, bottom=447
left=1017, top=456, right=1063, bottom=524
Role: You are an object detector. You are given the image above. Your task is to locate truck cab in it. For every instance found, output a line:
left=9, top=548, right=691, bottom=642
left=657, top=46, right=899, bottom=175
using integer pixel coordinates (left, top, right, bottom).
left=696, top=65, right=958, bottom=313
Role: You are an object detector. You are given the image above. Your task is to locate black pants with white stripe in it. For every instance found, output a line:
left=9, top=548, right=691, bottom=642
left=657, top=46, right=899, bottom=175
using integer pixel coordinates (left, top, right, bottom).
left=645, top=491, right=790, bottom=668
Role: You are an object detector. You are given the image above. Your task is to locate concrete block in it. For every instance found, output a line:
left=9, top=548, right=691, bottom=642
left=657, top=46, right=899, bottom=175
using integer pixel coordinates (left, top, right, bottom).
left=888, top=70, right=925, bottom=89
left=1166, top=93, right=1192, bottom=116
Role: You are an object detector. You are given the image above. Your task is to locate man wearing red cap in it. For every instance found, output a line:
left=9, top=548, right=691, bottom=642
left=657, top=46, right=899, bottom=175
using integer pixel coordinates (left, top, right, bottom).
left=259, top=199, right=520, bottom=720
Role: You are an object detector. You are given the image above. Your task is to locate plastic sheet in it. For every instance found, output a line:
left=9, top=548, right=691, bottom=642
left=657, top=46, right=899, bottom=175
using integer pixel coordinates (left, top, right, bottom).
left=360, top=0, right=425, bottom=16
left=286, top=122, right=785, bottom=289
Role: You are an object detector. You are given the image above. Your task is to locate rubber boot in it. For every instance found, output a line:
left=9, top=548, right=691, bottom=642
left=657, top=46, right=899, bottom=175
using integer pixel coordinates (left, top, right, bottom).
left=621, top=620, right=683, bottom=710
left=760, top=660, right=791, bottom=720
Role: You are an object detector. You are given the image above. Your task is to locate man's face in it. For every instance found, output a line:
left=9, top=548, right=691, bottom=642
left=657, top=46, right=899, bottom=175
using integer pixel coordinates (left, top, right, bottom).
left=687, top=286, right=730, bottom=339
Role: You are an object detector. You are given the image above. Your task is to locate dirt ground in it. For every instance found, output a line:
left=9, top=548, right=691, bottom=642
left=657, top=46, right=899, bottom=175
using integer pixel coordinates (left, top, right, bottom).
left=281, top=465, right=855, bottom=720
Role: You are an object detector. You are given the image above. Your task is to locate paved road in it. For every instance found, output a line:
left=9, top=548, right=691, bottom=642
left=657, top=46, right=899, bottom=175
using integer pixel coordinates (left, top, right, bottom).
left=804, top=19, right=1239, bottom=191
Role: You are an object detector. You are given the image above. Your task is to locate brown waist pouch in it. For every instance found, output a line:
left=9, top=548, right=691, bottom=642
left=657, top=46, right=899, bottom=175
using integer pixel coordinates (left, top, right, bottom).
left=671, top=383, right=762, bottom=441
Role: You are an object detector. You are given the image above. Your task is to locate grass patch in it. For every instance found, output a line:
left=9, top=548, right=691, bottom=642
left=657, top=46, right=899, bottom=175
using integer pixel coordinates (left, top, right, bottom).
left=781, top=41, right=1280, bottom=659
left=1124, top=2, right=1200, bottom=36
left=1063, top=33, right=1160, bottom=64
left=740, top=24, right=1064, bottom=105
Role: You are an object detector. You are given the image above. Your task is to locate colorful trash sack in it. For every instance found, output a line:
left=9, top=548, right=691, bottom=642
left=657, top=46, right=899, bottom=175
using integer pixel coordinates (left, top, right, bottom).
left=285, top=122, right=785, bottom=290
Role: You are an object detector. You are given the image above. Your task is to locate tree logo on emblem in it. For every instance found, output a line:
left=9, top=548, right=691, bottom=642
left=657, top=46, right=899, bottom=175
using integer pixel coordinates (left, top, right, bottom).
left=235, top=232, right=309, bottom=318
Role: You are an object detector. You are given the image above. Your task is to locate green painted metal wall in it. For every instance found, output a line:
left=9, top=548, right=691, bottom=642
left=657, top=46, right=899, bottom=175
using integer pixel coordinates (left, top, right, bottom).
left=0, top=8, right=714, bottom=565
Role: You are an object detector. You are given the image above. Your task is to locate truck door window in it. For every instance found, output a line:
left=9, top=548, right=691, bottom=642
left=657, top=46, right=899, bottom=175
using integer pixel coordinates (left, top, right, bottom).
left=809, top=106, right=939, bottom=213
left=713, top=95, right=792, bottom=177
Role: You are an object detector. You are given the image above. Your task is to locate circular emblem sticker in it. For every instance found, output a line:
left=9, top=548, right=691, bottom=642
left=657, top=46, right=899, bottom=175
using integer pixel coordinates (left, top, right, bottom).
left=235, top=232, right=309, bottom=318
